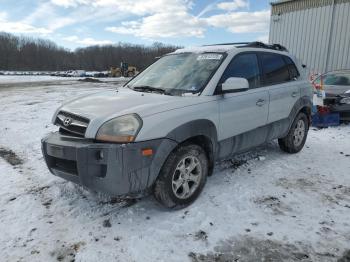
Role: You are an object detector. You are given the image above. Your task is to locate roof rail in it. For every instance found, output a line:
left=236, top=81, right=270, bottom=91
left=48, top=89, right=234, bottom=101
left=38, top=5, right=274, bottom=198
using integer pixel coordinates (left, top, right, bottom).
left=239, top=41, right=288, bottom=51
left=203, top=42, right=250, bottom=46
left=203, top=41, right=288, bottom=52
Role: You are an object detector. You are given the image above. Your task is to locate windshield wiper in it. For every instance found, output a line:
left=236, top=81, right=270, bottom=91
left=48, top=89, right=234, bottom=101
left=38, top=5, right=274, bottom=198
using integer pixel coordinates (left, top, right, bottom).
left=165, top=89, right=199, bottom=96
left=133, top=85, right=166, bottom=94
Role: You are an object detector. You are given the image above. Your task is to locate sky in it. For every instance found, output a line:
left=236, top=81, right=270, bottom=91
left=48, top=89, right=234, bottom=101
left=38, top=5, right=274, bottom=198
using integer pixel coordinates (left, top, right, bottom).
left=0, top=0, right=271, bottom=50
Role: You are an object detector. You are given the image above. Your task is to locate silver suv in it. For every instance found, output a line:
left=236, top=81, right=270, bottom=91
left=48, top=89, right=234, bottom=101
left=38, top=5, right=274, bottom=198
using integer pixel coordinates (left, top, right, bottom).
left=42, top=42, right=312, bottom=208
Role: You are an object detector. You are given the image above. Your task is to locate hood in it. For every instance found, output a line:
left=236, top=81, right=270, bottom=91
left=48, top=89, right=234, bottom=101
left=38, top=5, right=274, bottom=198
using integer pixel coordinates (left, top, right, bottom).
left=54, top=87, right=215, bottom=138
left=58, top=88, right=207, bottom=119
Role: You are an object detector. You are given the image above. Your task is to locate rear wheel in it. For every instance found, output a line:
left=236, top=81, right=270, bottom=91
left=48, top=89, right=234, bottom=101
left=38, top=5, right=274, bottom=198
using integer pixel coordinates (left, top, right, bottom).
left=278, top=112, right=309, bottom=153
left=153, top=144, right=208, bottom=208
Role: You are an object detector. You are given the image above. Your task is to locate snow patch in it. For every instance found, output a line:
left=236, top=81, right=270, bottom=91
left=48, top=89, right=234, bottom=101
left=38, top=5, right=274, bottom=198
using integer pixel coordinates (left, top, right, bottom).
left=0, top=78, right=349, bottom=261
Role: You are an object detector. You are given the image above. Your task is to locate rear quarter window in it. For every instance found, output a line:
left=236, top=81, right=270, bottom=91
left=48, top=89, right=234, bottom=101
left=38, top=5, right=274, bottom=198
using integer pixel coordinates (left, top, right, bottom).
left=284, top=56, right=300, bottom=79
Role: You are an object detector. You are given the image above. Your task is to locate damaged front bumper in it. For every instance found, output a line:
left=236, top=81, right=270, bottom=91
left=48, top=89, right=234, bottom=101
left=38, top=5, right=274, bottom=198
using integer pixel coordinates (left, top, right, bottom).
left=325, top=95, right=350, bottom=121
left=330, top=104, right=350, bottom=121
left=41, top=132, right=177, bottom=197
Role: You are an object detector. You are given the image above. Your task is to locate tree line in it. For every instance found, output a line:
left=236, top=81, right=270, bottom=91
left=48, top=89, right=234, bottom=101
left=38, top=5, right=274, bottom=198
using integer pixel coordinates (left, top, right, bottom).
left=0, top=32, right=180, bottom=71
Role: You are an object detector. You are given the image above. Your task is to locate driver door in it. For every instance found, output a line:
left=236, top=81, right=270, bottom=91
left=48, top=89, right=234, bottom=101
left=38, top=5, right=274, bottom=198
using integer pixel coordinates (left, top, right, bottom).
left=218, top=53, right=269, bottom=141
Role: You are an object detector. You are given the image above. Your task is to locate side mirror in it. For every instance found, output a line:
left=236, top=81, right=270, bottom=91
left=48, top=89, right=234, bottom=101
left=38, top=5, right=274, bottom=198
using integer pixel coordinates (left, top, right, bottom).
left=221, top=77, right=249, bottom=93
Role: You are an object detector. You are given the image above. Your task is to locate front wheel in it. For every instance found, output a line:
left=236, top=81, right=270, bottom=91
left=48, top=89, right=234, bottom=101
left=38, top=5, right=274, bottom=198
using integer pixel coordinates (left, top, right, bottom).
left=153, top=144, right=208, bottom=208
left=278, top=112, right=309, bottom=153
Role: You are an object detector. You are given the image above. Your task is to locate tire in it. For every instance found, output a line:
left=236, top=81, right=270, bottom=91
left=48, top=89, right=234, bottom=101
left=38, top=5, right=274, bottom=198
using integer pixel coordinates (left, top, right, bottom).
left=278, top=112, right=309, bottom=154
left=153, top=144, right=208, bottom=208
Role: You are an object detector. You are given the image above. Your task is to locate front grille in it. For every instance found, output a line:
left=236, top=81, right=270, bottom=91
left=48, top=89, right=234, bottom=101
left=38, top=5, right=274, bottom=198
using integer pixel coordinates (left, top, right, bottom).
left=55, top=111, right=89, bottom=137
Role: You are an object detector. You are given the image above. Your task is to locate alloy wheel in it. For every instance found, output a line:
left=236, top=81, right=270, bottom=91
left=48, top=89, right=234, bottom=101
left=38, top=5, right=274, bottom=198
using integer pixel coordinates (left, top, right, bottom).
left=171, top=156, right=202, bottom=199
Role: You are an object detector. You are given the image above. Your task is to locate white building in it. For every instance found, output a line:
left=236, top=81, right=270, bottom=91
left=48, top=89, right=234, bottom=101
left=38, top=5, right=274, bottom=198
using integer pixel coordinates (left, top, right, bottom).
left=269, top=0, right=350, bottom=74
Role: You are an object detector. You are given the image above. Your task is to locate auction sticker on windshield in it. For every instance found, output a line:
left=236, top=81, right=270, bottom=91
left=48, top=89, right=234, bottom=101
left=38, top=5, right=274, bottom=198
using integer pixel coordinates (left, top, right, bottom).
left=197, top=54, right=223, bottom=60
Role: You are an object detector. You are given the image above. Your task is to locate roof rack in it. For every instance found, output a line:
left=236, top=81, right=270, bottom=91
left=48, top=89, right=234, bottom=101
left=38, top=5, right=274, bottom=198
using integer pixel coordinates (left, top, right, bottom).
left=203, top=41, right=288, bottom=52
left=242, top=41, right=288, bottom=52
left=203, top=42, right=250, bottom=46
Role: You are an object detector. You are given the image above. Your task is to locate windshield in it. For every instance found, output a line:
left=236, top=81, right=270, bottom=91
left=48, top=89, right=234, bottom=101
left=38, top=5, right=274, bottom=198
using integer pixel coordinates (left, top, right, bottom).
left=314, top=72, right=350, bottom=86
left=126, top=53, right=225, bottom=95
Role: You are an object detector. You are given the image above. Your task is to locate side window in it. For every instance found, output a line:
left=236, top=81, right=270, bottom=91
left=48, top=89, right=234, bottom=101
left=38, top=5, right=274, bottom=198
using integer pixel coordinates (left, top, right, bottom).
left=284, top=56, right=300, bottom=79
left=261, top=53, right=290, bottom=86
left=220, top=53, right=260, bottom=89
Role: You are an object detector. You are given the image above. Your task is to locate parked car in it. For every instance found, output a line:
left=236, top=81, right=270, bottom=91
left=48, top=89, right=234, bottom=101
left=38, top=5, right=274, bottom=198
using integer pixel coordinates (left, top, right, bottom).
left=41, top=42, right=312, bottom=208
left=312, top=70, right=350, bottom=121
left=50, top=71, right=60, bottom=76
left=58, top=71, right=69, bottom=77
left=93, top=72, right=108, bottom=78
left=85, top=71, right=99, bottom=77
left=66, top=70, right=86, bottom=77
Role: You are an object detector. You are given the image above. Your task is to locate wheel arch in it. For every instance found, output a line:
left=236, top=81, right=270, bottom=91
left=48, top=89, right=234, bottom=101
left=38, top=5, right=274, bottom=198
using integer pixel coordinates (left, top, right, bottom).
left=147, top=119, right=218, bottom=189
left=299, top=105, right=312, bottom=124
left=288, top=96, right=312, bottom=129
left=165, top=119, right=218, bottom=176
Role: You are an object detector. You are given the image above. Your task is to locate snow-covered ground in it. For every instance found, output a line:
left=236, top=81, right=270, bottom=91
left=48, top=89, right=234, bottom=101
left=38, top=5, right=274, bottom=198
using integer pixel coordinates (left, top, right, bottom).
left=0, top=75, right=80, bottom=84
left=0, top=79, right=349, bottom=262
left=0, top=75, right=129, bottom=84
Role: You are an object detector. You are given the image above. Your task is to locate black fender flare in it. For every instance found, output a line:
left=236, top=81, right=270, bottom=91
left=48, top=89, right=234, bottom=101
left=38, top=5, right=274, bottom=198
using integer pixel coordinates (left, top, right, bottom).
left=284, top=96, right=312, bottom=136
left=166, top=119, right=218, bottom=177
left=146, top=119, right=218, bottom=187
left=165, top=119, right=219, bottom=154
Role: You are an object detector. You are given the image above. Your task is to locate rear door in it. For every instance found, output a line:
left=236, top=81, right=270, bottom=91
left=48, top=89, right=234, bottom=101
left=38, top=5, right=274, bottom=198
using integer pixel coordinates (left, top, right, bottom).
left=218, top=53, right=269, bottom=141
left=259, top=52, right=300, bottom=123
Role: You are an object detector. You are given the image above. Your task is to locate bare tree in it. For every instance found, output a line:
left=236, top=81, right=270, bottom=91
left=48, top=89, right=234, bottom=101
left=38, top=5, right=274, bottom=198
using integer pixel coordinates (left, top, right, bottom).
left=0, top=32, right=180, bottom=71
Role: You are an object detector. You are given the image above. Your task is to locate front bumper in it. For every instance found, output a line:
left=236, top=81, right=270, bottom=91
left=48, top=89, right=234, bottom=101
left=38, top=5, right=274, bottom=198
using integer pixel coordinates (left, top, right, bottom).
left=41, top=132, right=177, bottom=197
left=330, top=104, right=350, bottom=121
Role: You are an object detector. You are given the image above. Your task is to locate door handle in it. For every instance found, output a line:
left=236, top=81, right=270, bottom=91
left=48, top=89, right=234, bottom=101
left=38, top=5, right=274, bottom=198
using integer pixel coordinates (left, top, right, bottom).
left=256, top=99, right=266, bottom=107
left=291, top=91, right=298, bottom=97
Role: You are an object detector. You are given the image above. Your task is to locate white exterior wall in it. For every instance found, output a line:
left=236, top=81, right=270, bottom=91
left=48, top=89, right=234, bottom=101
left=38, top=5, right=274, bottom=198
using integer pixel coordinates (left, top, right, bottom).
left=269, top=0, right=350, bottom=74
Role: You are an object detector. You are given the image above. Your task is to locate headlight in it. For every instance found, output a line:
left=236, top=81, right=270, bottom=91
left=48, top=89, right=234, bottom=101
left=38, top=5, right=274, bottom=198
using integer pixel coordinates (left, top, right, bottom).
left=96, top=114, right=142, bottom=143
left=340, top=97, right=350, bottom=104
